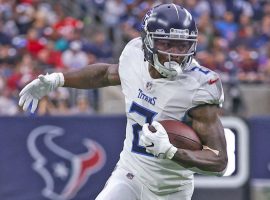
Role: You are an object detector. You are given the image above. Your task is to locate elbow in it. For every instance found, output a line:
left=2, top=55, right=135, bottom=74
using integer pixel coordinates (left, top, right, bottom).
left=215, top=154, right=228, bottom=176
left=220, top=153, right=228, bottom=171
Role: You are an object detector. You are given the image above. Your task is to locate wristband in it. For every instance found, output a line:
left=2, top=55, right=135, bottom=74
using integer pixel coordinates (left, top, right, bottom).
left=166, top=145, right=178, bottom=159
left=57, top=72, right=65, bottom=87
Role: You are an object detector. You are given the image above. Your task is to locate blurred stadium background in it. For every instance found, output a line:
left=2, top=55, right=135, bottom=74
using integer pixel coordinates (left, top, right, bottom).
left=0, top=0, right=270, bottom=200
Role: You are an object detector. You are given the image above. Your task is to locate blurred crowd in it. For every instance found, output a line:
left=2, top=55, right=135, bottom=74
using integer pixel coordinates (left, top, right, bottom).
left=0, top=0, right=269, bottom=116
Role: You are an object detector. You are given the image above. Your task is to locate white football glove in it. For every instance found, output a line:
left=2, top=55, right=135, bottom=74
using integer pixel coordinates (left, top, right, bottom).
left=141, top=121, right=178, bottom=159
left=19, top=73, right=64, bottom=113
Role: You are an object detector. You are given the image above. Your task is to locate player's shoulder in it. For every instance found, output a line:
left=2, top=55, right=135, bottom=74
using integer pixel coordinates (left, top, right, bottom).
left=126, top=37, right=143, bottom=47
left=187, top=59, right=224, bottom=106
left=123, top=37, right=143, bottom=52
left=120, top=37, right=143, bottom=62
left=119, top=37, right=144, bottom=78
left=186, top=59, right=221, bottom=86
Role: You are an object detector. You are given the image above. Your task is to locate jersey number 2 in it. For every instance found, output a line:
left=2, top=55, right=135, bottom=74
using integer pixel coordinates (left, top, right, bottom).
left=129, top=102, right=157, bottom=156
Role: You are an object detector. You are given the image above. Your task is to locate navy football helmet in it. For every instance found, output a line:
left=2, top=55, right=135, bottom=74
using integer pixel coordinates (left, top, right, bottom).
left=141, top=4, right=198, bottom=78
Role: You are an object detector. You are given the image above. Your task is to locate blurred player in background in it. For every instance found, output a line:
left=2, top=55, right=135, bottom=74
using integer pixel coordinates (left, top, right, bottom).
left=19, top=3, right=228, bottom=200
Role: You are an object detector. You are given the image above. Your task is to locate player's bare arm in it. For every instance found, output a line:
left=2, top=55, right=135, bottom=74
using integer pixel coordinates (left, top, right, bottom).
left=63, top=63, right=120, bottom=89
left=172, top=105, right=228, bottom=173
left=18, top=63, right=120, bottom=112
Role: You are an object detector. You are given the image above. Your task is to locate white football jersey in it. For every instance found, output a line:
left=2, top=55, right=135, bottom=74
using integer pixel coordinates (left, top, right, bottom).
left=117, top=37, right=224, bottom=195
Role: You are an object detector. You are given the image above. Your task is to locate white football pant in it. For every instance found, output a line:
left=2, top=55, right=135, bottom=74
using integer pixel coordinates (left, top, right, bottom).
left=95, top=166, right=194, bottom=200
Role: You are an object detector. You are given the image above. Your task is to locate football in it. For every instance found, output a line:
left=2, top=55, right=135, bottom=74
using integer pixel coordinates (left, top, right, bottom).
left=149, top=120, right=203, bottom=151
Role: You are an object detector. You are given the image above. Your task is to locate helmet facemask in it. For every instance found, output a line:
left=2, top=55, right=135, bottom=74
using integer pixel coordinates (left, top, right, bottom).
left=143, top=29, right=197, bottom=78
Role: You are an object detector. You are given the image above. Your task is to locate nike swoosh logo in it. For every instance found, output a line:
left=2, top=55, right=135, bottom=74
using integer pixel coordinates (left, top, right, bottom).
left=208, top=78, right=219, bottom=85
left=146, top=143, right=154, bottom=148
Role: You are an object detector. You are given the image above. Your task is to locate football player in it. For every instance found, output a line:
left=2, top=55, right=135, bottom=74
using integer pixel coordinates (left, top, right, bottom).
left=19, top=4, right=228, bottom=200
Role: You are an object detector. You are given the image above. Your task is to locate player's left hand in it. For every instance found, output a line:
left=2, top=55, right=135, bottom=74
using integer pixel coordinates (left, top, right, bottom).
left=141, top=121, right=177, bottom=159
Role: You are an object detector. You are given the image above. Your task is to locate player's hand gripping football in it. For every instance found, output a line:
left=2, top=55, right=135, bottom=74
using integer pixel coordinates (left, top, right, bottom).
left=19, top=73, right=64, bottom=113
left=141, top=121, right=177, bottom=159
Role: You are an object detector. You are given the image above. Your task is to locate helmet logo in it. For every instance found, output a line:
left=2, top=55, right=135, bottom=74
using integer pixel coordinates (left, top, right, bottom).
left=142, top=9, right=153, bottom=31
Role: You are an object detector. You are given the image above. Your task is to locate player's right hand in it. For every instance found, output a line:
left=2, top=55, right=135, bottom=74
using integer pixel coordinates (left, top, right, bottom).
left=19, top=72, right=64, bottom=113
left=141, top=121, right=177, bottom=159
